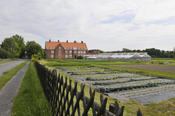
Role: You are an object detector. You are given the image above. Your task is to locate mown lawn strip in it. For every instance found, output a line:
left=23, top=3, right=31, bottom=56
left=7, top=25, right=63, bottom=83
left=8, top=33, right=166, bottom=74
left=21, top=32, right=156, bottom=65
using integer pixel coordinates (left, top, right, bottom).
left=12, top=62, right=52, bottom=116
left=93, top=64, right=175, bottom=80
left=0, top=61, right=27, bottom=90
left=0, top=59, right=15, bottom=64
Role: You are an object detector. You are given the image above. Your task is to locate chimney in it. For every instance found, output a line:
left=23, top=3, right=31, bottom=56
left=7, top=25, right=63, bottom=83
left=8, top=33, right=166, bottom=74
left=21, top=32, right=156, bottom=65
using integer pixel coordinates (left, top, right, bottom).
left=49, top=40, right=51, bottom=42
left=66, top=40, right=68, bottom=43
left=74, top=40, right=76, bottom=43
left=58, top=40, right=59, bottom=42
left=81, top=41, right=83, bottom=43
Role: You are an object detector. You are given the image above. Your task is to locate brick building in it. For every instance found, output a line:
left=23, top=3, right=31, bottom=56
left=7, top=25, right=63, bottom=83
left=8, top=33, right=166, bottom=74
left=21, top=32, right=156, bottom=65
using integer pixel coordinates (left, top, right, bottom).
left=45, top=40, right=88, bottom=59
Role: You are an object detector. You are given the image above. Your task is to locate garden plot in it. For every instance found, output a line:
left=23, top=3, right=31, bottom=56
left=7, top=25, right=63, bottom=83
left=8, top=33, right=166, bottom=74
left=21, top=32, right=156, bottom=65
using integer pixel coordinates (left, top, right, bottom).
left=57, top=66, right=175, bottom=104
left=92, top=76, right=158, bottom=85
left=94, top=78, right=175, bottom=93
left=108, top=84, right=175, bottom=104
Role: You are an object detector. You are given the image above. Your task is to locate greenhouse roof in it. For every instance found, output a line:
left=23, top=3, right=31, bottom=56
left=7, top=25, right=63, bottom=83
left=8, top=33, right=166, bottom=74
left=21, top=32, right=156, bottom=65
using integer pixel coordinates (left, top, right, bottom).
left=86, top=52, right=151, bottom=59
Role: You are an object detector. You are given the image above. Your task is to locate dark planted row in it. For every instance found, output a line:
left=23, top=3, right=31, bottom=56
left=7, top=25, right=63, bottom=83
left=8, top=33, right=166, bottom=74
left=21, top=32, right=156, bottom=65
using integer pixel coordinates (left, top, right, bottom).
left=95, top=81, right=175, bottom=93
left=92, top=77, right=158, bottom=85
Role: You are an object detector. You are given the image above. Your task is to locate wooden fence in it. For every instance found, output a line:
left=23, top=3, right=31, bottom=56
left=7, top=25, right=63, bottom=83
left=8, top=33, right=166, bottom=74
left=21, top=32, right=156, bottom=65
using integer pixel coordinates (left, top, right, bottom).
left=35, top=62, right=143, bottom=116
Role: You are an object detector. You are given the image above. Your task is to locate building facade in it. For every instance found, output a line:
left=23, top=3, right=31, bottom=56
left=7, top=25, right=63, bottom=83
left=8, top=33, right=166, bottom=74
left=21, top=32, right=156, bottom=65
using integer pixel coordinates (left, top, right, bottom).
left=45, top=40, right=88, bottom=59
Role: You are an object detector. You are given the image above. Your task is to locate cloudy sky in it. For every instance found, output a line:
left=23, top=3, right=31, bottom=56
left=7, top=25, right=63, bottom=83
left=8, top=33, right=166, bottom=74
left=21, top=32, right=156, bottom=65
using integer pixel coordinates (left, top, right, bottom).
left=0, top=0, right=175, bottom=51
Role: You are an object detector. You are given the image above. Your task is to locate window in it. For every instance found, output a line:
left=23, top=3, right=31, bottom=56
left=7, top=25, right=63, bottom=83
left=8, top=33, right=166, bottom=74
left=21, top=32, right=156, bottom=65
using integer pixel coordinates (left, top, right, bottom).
left=69, top=55, right=72, bottom=58
left=59, top=46, right=62, bottom=56
left=65, top=50, right=68, bottom=53
left=65, top=55, right=68, bottom=58
left=84, top=51, right=86, bottom=53
left=73, top=47, right=77, bottom=50
left=51, top=50, right=54, bottom=54
left=74, top=50, right=77, bottom=53
left=69, top=50, right=72, bottom=53
left=51, top=54, right=54, bottom=59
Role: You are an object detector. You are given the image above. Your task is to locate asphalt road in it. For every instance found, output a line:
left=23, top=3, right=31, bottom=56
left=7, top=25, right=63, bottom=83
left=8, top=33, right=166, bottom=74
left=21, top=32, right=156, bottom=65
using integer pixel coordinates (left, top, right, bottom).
left=0, top=62, right=29, bottom=116
left=0, top=60, right=25, bottom=76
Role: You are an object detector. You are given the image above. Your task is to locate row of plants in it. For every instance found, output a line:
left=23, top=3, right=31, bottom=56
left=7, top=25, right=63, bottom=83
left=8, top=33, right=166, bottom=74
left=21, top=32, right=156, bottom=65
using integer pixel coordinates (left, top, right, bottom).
left=92, top=77, right=158, bottom=85
left=95, top=81, right=175, bottom=93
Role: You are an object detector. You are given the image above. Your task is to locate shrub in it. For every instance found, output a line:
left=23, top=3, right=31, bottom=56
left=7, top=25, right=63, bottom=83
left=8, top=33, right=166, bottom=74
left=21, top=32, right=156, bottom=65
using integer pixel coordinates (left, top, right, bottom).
left=0, top=48, right=14, bottom=58
left=136, top=59, right=141, bottom=63
left=77, top=56, right=83, bottom=59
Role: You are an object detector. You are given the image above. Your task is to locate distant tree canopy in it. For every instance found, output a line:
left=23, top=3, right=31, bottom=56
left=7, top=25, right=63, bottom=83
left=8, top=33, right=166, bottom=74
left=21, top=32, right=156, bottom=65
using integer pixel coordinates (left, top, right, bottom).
left=145, top=48, right=175, bottom=58
left=121, top=48, right=175, bottom=58
left=1, top=35, right=25, bottom=58
left=26, top=41, right=43, bottom=58
left=109, top=48, right=175, bottom=58
left=0, top=34, right=44, bottom=59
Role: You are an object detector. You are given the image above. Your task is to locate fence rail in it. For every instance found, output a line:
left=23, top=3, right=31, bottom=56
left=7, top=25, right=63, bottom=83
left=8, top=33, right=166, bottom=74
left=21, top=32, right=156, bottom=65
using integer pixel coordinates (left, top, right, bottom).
left=35, top=62, right=143, bottom=116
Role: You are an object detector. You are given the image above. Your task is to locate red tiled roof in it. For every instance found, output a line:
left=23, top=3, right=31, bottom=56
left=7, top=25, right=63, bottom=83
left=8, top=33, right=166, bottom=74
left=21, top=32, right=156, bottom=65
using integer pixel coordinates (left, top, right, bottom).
left=45, top=41, right=87, bottom=50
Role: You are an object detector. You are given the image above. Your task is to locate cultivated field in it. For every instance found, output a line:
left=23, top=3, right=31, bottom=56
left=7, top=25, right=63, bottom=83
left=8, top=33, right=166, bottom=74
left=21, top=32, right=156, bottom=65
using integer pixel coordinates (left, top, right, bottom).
left=111, top=64, right=175, bottom=74
left=40, top=59, right=175, bottom=116
left=59, top=66, right=175, bottom=104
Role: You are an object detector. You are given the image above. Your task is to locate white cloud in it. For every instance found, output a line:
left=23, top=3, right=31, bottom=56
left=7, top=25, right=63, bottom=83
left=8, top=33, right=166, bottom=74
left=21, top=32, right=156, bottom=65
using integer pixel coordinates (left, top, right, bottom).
left=0, top=0, right=175, bottom=51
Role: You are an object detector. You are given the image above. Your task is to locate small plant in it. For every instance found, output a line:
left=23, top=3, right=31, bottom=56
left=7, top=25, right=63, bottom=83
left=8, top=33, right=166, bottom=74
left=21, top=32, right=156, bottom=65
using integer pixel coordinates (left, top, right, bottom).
left=136, top=59, right=141, bottom=63
left=77, top=56, right=84, bottom=59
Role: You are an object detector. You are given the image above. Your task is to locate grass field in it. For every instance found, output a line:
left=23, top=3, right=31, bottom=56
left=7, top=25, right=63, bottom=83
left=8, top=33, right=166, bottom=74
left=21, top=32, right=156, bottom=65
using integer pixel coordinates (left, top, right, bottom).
left=12, top=62, right=52, bottom=116
left=0, top=61, right=27, bottom=90
left=38, top=59, right=175, bottom=116
left=40, top=59, right=175, bottom=79
left=0, top=59, right=15, bottom=64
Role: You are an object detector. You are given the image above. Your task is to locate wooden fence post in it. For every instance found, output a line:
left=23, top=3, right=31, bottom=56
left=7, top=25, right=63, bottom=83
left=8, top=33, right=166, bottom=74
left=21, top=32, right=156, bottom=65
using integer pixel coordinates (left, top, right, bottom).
left=109, top=101, right=124, bottom=116
left=137, top=108, right=142, bottom=116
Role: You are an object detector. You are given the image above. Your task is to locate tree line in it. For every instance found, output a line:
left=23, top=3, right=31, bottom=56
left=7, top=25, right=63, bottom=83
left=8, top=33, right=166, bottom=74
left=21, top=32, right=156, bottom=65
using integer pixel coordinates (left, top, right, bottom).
left=108, top=48, right=175, bottom=58
left=0, top=34, right=43, bottom=59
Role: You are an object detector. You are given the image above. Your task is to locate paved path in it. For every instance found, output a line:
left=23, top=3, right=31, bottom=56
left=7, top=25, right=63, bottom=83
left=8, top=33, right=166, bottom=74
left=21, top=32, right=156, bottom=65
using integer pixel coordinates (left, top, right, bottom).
left=0, top=60, right=25, bottom=76
left=0, top=62, right=29, bottom=116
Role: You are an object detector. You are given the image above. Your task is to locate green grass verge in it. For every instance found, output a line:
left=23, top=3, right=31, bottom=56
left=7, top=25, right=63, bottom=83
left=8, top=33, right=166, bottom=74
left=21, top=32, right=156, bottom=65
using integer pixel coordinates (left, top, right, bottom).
left=12, top=62, right=52, bottom=116
left=93, top=64, right=175, bottom=79
left=0, top=61, right=27, bottom=90
left=39, top=59, right=146, bottom=68
left=0, top=59, right=15, bottom=64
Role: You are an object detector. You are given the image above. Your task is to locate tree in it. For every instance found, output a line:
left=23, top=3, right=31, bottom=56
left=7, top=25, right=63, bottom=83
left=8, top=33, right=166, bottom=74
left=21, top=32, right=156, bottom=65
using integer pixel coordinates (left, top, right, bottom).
left=0, top=48, right=13, bottom=58
left=1, top=34, right=25, bottom=58
left=26, top=41, right=43, bottom=58
left=122, top=48, right=131, bottom=52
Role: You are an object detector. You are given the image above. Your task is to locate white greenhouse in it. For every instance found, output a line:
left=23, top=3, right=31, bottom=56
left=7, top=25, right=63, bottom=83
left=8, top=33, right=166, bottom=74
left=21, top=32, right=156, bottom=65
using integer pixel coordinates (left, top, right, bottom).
left=86, top=52, right=152, bottom=62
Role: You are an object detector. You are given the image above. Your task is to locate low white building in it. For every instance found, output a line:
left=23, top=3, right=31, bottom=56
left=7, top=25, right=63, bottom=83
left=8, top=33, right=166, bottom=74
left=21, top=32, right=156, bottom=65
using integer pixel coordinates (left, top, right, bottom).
left=86, top=52, right=152, bottom=62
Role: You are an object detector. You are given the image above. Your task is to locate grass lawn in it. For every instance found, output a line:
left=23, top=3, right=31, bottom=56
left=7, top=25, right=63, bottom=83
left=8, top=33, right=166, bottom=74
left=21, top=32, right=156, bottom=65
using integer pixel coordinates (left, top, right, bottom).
left=12, top=62, right=52, bottom=116
left=94, top=64, right=175, bottom=79
left=0, top=61, right=27, bottom=90
left=0, top=59, right=15, bottom=64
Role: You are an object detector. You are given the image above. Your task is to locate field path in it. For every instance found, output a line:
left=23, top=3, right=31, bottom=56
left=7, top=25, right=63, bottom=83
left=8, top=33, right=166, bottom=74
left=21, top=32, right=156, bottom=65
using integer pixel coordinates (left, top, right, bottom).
left=0, top=62, right=29, bottom=116
left=0, top=60, right=26, bottom=76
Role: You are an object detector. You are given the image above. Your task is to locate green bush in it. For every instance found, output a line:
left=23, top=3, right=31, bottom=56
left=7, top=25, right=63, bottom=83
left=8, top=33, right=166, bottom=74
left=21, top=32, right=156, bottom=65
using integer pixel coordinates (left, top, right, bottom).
left=0, top=48, right=14, bottom=58
left=77, top=56, right=83, bottom=59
